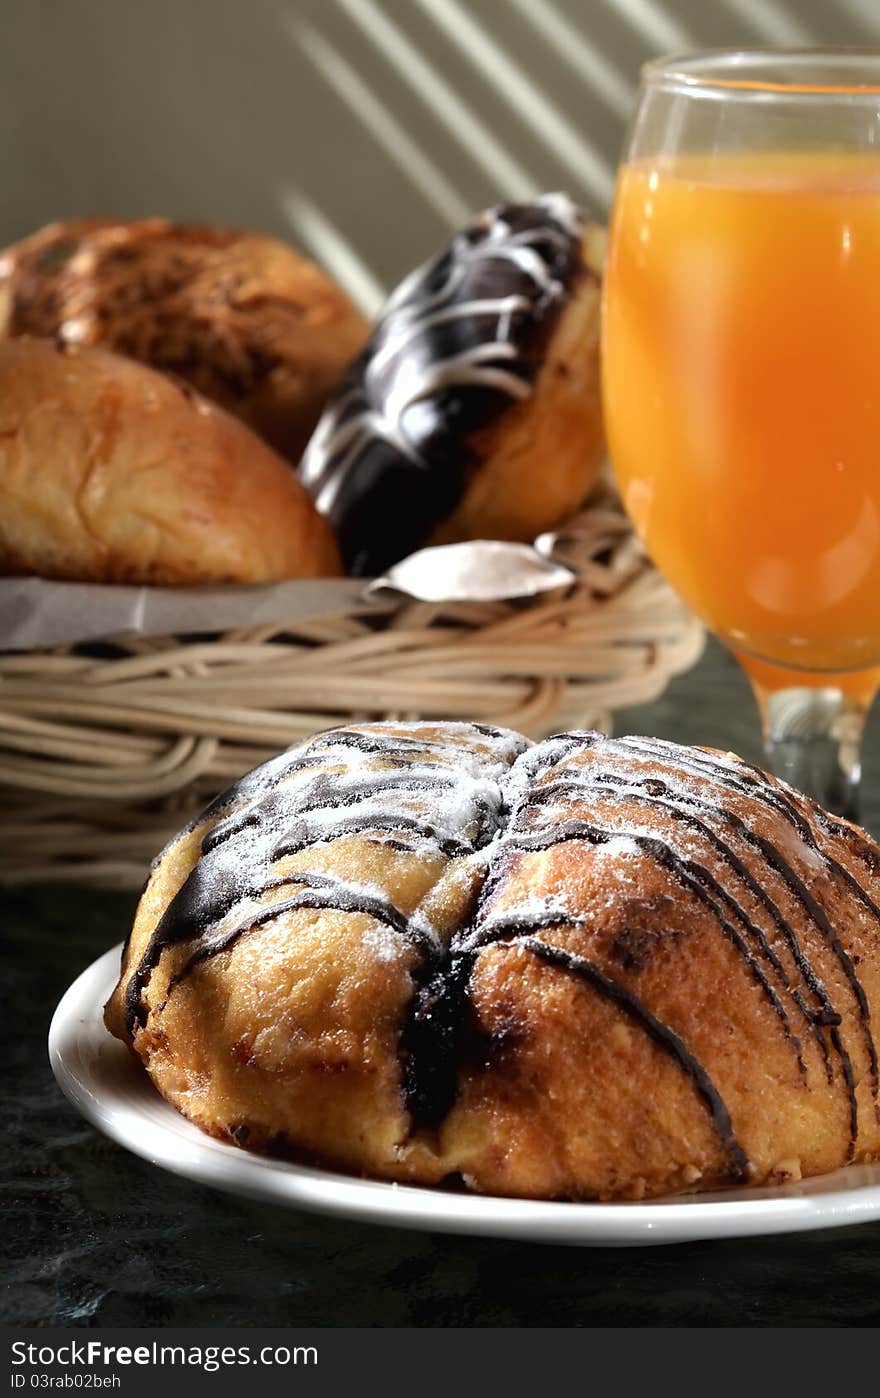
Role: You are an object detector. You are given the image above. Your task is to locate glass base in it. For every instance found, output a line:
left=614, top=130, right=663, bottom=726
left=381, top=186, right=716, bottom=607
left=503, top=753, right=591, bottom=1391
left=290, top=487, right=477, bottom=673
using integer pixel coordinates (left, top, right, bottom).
left=730, top=649, right=876, bottom=822
left=758, top=686, right=862, bottom=821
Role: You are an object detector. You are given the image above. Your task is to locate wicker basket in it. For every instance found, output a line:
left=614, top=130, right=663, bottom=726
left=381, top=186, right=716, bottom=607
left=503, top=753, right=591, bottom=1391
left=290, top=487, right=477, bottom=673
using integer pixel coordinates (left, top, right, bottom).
left=0, top=493, right=702, bottom=888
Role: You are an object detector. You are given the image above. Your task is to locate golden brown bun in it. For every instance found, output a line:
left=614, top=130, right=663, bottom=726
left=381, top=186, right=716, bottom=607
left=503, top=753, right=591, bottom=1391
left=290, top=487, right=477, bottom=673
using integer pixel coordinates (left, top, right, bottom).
left=105, top=722, right=880, bottom=1200
left=430, top=225, right=605, bottom=549
left=0, top=218, right=369, bottom=462
left=0, top=338, right=341, bottom=584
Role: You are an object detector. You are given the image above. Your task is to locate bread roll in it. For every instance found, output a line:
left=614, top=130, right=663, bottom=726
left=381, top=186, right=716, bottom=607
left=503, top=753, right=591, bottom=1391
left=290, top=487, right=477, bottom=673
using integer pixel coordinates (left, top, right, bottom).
left=0, top=218, right=369, bottom=462
left=0, top=339, right=340, bottom=584
left=300, top=195, right=605, bottom=575
left=105, top=721, right=880, bottom=1200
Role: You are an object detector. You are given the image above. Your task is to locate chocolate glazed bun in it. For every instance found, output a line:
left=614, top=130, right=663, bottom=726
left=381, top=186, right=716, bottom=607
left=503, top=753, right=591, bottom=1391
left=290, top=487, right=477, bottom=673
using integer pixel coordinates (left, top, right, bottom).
left=0, top=218, right=369, bottom=462
left=106, top=723, right=880, bottom=1201
left=300, top=195, right=605, bottom=575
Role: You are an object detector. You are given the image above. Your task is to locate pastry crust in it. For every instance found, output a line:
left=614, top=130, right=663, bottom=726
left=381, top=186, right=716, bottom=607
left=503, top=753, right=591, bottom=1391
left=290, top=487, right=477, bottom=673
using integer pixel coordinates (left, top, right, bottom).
left=105, top=722, right=880, bottom=1200
left=0, top=338, right=340, bottom=584
left=0, top=218, right=369, bottom=462
left=432, top=227, right=605, bottom=548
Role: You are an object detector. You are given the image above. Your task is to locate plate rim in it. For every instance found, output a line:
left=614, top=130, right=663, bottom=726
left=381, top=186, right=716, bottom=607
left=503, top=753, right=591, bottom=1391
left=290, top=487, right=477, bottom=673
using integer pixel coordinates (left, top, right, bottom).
left=48, top=944, right=880, bottom=1248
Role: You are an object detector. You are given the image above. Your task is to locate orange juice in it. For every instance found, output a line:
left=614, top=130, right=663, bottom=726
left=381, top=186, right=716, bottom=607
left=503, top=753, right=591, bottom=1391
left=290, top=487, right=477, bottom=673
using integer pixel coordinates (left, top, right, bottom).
left=602, top=154, right=880, bottom=678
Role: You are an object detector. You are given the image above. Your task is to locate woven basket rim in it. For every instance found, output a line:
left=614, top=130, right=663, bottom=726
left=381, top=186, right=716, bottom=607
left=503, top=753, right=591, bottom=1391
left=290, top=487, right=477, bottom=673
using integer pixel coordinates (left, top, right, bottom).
left=0, top=488, right=637, bottom=652
left=0, top=490, right=704, bottom=888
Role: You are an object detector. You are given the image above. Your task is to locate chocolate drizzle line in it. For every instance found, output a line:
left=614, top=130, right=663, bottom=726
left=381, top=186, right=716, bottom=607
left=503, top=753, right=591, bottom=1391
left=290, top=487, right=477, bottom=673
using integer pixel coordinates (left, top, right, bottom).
left=528, top=773, right=832, bottom=1071
left=449, top=730, right=873, bottom=1155
left=122, top=725, right=880, bottom=1176
left=491, top=818, right=806, bottom=1074
left=169, top=873, right=434, bottom=995
left=299, top=194, right=588, bottom=575
left=614, top=739, right=878, bottom=1108
left=504, top=737, right=877, bottom=1151
left=123, top=724, right=524, bottom=1035
left=402, top=911, right=750, bottom=1182
left=514, top=936, right=749, bottom=1181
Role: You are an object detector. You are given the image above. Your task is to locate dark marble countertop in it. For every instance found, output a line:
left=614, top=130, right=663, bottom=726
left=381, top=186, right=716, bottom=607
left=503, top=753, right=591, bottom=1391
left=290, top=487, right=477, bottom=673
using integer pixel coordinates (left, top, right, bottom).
left=4, top=639, right=880, bottom=1327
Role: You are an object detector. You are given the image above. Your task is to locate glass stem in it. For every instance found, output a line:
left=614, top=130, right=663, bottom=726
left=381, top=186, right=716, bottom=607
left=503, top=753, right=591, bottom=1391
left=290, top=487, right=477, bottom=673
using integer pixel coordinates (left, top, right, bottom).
left=750, top=681, right=868, bottom=821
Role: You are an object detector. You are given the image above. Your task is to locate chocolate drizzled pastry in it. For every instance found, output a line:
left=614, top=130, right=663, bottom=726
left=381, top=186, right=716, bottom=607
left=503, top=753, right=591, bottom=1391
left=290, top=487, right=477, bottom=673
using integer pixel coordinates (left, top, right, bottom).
left=0, top=218, right=368, bottom=463
left=105, top=722, right=880, bottom=1201
left=299, top=195, right=605, bottom=574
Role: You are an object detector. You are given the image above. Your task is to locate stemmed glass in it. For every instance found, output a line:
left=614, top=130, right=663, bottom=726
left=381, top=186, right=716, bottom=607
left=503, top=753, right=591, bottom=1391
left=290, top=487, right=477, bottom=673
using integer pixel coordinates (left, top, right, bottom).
left=602, top=48, right=880, bottom=820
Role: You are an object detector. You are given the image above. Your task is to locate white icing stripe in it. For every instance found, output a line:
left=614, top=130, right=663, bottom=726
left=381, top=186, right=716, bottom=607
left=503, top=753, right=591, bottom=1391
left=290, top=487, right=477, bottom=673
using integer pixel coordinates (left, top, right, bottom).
left=217, top=723, right=528, bottom=890
left=367, top=295, right=534, bottom=378
left=384, top=343, right=530, bottom=421
left=300, top=196, right=584, bottom=540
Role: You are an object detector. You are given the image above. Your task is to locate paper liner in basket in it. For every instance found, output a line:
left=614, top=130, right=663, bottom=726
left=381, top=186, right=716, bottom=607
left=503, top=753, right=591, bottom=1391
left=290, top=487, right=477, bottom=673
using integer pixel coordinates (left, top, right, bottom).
left=0, top=492, right=704, bottom=887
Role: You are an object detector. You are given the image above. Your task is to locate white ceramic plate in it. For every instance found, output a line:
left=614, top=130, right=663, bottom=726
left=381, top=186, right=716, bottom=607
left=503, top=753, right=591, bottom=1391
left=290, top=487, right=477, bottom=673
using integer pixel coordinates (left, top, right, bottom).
left=50, top=944, right=880, bottom=1248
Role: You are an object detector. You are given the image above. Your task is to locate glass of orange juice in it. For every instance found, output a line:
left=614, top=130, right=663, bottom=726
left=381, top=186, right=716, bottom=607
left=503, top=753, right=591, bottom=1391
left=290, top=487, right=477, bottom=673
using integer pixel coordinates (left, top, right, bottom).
left=602, top=48, right=880, bottom=819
